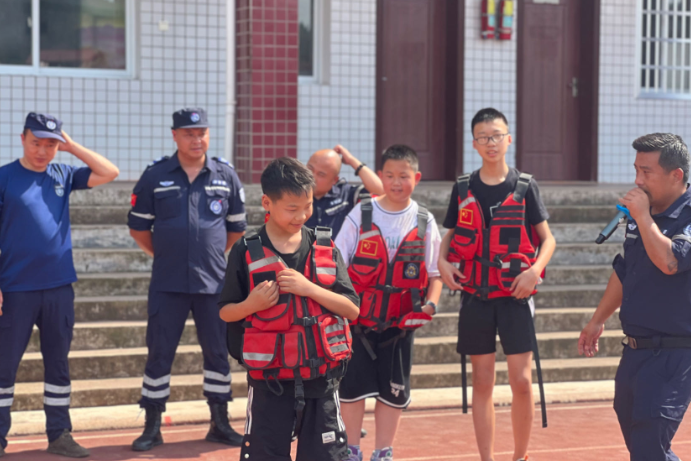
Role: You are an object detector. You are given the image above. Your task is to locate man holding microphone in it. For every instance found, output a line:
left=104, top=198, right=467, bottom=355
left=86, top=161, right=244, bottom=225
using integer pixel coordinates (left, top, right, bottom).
left=579, top=133, right=691, bottom=460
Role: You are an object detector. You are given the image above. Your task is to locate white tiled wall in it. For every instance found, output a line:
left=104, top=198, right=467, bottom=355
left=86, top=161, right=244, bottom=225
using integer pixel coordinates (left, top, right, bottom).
left=0, top=0, right=228, bottom=181
left=297, top=0, right=376, bottom=182
left=598, top=0, right=691, bottom=183
left=462, top=0, right=517, bottom=173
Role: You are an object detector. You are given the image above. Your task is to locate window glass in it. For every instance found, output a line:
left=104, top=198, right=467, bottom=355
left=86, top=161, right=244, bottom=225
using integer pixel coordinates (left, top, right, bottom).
left=299, top=0, right=314, bottom=77
left=39, top=0, right=127, bottom=69
left=0, top=0, right=32, bottom=66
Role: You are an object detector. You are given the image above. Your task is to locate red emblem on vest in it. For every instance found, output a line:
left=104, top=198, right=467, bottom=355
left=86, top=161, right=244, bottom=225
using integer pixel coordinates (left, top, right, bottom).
left=460, top=208, right=473, bottom=225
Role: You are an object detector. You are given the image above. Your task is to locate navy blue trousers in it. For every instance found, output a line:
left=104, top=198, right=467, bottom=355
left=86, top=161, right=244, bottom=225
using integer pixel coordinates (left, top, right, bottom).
left=139, top=290, right=231, bottom=411
left=614, top=345, right=691, bottom=461
left=0, top=285, right=75, bottom=448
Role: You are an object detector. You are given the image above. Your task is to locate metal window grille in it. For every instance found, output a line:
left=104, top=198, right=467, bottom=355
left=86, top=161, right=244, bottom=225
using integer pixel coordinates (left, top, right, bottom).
left=640, top=0, right=691, bottom=98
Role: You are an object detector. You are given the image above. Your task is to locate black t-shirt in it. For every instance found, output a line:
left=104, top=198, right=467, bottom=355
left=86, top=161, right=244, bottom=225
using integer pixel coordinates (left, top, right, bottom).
left=219, top=225, right=359, bottom=397
left=443, top=168, right=549, bottom=235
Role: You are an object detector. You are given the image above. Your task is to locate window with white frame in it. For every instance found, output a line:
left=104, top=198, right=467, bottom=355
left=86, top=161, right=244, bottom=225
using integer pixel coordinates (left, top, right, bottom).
left=298, top=0, right=329, bottom=84
left=0, top=0, right=134, bottom=77
left=640, top=0, right=691, bottom=98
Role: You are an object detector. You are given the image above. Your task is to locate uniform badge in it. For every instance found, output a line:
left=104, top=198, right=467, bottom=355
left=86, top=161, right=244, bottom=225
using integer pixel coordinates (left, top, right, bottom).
left=360, top=240, right=378, bottom=256
left=54, top=184, right=64, bottom=197
left=239, top=187, right=246, bottom=203
left=628, top=222, right=637, bottom=231
left=404, top=262, right=419, bottom=279
left=210, top=200, right=223, bottom=215
left=190, top=112, right=200, bottom=123
left=460, top=208, right=473, bottom=225
left=159, top=181, right=174, bottom=187
left=684, top=224, right=691, bottom=236
left=46, top=120, right=57, bottom=130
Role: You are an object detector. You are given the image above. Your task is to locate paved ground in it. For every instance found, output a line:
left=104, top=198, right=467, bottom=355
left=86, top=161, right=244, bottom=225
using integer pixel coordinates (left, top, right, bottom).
left=5, top=401, right=691, bottom=460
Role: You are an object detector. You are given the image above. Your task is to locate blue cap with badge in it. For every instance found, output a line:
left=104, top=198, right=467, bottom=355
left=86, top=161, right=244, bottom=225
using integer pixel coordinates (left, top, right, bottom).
left=172, top=108, right=209, bottom=129
left=24, top=112, right=66, bottom=143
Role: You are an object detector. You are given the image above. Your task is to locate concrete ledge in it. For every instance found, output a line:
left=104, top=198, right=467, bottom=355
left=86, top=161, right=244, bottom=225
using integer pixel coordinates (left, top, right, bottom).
left=7, top=380, right=616, bottom=437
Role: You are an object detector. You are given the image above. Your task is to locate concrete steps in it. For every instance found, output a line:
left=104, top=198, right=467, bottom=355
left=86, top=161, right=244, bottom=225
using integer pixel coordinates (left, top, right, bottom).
left=68, top=204, right=624, bottom=228
left=25, top=318, right=624, bottom=360
left=7, top=182, right=632, bottom=432
left=11, top=357, right=621, bottom=412
left=69, top=243, right=619, bottom=274
left=70, top=266, right=615, bottom=299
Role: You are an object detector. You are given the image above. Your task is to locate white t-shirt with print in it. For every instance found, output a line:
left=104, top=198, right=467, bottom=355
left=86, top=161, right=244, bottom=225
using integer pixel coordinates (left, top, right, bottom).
left=335, top=198, right=441, bottom=278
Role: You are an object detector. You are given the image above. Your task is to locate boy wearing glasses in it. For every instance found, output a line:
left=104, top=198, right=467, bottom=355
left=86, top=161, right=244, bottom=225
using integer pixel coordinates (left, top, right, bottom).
left=437, top=108, right=555, bottom=461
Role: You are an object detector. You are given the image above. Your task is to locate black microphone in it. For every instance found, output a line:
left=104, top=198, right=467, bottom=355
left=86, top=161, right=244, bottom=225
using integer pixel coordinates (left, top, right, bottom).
left=595, top=204, right=630, bottom=244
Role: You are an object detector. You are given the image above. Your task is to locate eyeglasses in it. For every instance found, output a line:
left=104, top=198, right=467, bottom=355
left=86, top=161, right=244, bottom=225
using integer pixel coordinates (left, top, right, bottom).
left=474, top=133, right=509, bottom=145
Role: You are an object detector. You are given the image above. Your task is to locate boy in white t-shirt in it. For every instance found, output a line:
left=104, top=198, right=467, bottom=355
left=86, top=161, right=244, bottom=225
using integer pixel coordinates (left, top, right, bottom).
left=335, top=145, right=443, bottom=461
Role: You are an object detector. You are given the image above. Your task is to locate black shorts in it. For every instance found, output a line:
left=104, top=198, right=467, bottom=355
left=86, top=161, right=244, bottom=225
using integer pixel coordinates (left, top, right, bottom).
left=456, top=293, right=534, bottom=356
left=241, top=382, right=348, bottom=461
left=339, top=327, right=414, bottom=408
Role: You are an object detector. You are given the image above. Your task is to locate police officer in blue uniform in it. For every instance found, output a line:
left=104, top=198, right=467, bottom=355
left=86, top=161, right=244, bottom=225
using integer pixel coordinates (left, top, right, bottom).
left=579, top=133, right=691, bottom=460
left=305, top=145, right=384, bottom=237
left=128, top=108, right=246, bottom=451
left=0, top=113, right=119, bottom=458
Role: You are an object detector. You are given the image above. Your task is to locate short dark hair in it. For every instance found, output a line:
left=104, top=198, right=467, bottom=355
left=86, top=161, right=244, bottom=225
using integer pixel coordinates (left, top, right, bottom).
left=632, top=133, right=690, bottom=182
left=471, top=108, right=509, bottom=134
left=261, top=157, right=316, bottom=201
left=381, top=144, right=419, bottom=172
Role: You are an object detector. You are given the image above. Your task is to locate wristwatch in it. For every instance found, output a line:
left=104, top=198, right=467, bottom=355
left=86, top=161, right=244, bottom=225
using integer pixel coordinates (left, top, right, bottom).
left=424, top=301, right=437, bottom=316
left=354, top=163, right=366, bottom=176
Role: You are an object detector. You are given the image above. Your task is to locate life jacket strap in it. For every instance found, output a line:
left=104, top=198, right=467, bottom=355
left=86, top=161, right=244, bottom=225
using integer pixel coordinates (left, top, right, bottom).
left=457, top=174, right=471, bottom=201
left=293, top=371, right=306, bottom=436
left=293, top=316, right=318, bottom=327
left=417, top=206, right=429, bottom=239
left=474, top=255, right=502, bottom=269
left=263, top=369, right=284, bottom=396
left=513, top=172, right=533, bottom=203
left=246, top=234, right=265, bottom=263
left=375, top=284, right=405, bottom=294
left=315, top=226, right=332, bottom=246
left=361, top=198, right=374, bottom=232
left=354, top=325, right=378, bottom=360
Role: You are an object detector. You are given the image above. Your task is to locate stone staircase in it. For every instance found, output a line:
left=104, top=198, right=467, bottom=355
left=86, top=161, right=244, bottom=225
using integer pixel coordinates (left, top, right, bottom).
left=11, top=182, right=629, bottom=414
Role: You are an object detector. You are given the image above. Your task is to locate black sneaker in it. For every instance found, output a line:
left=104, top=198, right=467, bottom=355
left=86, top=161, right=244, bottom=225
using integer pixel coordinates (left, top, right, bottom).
left=0, top=444, right=5, bottom=457
left=46, top=430, right=90, bottom=458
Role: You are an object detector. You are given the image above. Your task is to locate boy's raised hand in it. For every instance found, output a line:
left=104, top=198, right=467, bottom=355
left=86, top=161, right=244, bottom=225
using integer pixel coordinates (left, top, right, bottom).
left=277, top=269, right=314, bottom=298
left=438, top=258, right=465, bottom=291
left=247, top=280, right=280, bottom=312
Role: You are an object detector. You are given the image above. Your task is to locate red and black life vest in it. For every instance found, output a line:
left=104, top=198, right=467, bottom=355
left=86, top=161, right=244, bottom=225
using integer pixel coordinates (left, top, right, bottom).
left=448, top=172, right=542, bottom=300
left=347, top=199, right=433, bottom=331
left=241, top=227, right=352, bottom=387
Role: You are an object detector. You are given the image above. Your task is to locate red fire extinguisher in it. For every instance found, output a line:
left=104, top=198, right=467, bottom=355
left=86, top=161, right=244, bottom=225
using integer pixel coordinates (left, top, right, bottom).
left=481, top=0, right=496, bottom=40
left=498, top=0, right=514, bottom=41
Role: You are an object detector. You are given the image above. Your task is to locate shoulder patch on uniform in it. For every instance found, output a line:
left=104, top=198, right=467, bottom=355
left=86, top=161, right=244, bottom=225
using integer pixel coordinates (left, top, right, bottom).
left=147, top=156, right=170, bottom=168
left=684, top=224, right=691, bottom=236
left=212, top=157, right=235, bottom=168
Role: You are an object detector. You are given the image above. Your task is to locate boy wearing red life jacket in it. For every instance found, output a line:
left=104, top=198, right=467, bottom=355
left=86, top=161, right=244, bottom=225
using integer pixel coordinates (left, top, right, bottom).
left=438, top=108, right=556, bottom=461
left=219, top=157, right=360, bottom=461
left=334, top=145, right=443, bottom=461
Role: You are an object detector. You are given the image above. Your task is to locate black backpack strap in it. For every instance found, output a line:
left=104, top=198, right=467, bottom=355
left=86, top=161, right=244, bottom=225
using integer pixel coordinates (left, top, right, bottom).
left=457, top=174, right=471, bottom=201
left=361, top=197, right=373, bottom=232
left=513, top=173, right=533, bottom=203
left=416, top=206, right=429, bottom=240
left=314, top=226, right=333, bottom=246
left=246, top=234, right=264, bottom=263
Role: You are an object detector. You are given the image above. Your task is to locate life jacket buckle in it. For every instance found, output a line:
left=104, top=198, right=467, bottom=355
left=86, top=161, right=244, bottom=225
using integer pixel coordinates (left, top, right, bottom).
left=296, top=316, right=318, bottom=327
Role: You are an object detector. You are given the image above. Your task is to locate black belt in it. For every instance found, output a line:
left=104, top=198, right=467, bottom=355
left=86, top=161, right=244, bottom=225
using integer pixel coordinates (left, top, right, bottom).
left=623, top=336, right=691, bottom=349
